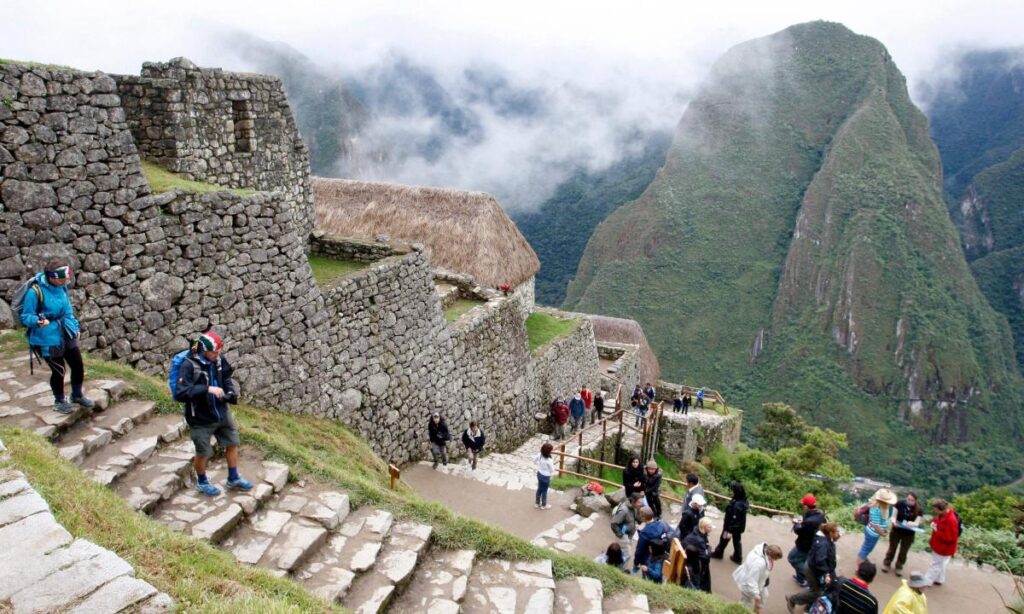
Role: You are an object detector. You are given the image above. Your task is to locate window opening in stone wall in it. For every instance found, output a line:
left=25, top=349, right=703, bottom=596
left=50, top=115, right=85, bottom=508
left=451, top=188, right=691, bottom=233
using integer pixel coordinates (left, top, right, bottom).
left=231, top=99, right=256, bottom=153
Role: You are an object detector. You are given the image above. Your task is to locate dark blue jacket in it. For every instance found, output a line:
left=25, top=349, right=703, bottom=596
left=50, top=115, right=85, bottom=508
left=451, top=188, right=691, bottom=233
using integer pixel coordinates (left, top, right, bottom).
left=173, top=352, right=238, bottom=426
left=20, top=273, right=80, bottom=355
left=569, top=397, right=586, bottom=418
left=634, top=519, right=669, bottom=568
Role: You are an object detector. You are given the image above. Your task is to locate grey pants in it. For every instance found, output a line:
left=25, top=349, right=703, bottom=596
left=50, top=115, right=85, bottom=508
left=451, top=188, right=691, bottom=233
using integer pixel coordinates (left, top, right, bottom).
left=431, top=443, right=448, bottom=466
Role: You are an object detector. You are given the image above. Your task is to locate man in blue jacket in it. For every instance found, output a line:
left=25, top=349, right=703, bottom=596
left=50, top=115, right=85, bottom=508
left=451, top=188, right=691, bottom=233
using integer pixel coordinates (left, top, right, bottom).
left=20, top=261, right=94, bottom=414
left=633, top=507, right=670, bottom=582
left=568, top=393, right=586, bottom=433
left=173, top=331, right=253, bottom=496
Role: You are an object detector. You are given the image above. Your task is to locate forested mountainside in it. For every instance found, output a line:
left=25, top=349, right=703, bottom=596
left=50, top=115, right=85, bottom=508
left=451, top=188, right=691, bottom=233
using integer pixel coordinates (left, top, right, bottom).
left=514, top=130, right=671, bottom=306
left=924, top=49, right=1024, bottom=369
left=566, top=21, right=1024, bottom=490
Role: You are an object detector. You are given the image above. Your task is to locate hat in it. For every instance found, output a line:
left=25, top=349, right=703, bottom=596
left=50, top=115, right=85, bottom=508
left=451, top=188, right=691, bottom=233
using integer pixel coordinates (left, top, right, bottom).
left=690, top=494, right=706, bottom=507
left=907, top=572, right=930, bottom=588
left=44, top=265, right=71, bottom=280
left=194, top=331, right=223, bottom=352
left=645, top=460, right=658, bottom=470
left=873, top=488, right=898, bottom=506
left=573, top=393, right=582, bottom=400
left=431, top=412, right=440, bottom=418
left=801, top=494, right=817, bottom=507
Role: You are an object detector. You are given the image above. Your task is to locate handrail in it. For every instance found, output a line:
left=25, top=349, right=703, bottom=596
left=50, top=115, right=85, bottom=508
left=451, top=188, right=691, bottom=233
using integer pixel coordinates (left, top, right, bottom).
left=676, top=384, right=729, bottom=415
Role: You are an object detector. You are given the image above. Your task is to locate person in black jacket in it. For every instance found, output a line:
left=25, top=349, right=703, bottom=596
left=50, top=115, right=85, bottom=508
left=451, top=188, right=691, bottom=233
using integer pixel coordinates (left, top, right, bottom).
left=682, top=517, right=715, bottom=592
left=677, top=493, right=706, bottom=538
left=173, top=331, right=253, bottom=497
left=787, top=522, right=841, bottom=611
left=644, top=460, right=664, bottom=519
left=460, top=421, right=485, bottom=470
left=591, top=391, right=605, bottom=424
left=428, top=413, right=451, bottom=469
left=882, top=492, right=923, bottom=576
left=623, top=456, right=646, bottom=499
left=788, top=494, right=827, bottom=586
left=711, top=482, right=749, bottom=563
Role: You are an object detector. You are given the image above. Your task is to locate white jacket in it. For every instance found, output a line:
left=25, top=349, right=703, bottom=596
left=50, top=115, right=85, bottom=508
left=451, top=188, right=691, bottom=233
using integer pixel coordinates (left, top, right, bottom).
left=732, top=542, right=772, bottom=599
left=535, top=454, right=555, bottom=477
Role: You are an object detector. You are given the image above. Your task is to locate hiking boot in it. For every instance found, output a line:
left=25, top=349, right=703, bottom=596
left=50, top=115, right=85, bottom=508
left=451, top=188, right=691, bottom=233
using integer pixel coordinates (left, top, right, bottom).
left=882, top=563, right=891, bottom=573
left=53, top=399, right=74, bottom=414
left=225, top=476, right=253, bottom=491
left=70, top=394, right=95, bottom=409
left=195, top=481, right=220, bottom=496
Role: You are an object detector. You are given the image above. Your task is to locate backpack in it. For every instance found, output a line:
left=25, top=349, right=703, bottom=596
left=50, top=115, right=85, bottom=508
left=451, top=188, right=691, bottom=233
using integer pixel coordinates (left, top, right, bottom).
left=808, top=593, right=834, bottom=614
left=168, top=349, right=197, bottom=397
left=855, top=503, right=871, bottom=525
left=953, top=510, right=964, bottom=537
left=10, top=278, right=44, bottom=330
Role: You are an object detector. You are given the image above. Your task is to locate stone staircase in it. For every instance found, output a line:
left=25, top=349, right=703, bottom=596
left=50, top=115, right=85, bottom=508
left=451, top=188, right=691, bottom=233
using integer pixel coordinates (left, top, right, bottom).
left=0, top=354, right=670, bottom=613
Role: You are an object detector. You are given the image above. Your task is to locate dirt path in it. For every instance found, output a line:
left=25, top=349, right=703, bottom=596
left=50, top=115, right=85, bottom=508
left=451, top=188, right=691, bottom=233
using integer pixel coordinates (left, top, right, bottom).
left=404, top=465, right=1018, bottom=613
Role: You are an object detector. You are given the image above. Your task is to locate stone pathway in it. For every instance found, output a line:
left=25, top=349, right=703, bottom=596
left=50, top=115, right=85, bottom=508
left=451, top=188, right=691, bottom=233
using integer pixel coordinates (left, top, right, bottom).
left=0, top=437, right=172, bottom=613
left=0, top=351, right=668, bottom=613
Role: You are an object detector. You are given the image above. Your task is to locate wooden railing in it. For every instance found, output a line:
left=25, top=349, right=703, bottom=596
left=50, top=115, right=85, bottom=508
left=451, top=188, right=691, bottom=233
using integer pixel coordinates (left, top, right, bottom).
left=677, top=385, right=730, bottom=415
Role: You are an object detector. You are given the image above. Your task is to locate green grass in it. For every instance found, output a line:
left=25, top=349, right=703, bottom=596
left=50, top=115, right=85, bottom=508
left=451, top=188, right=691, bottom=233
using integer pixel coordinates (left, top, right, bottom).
left=444, top=298, right=485, bottom=322
left=141, top=160, right=255, bottom=196
left=0, top=58, right=76, bottom=70
left=307, top=255, right=370, bottom=287
left=0, top=336, right=741, bottom=613
left=525, top=312, right=580, bottom=351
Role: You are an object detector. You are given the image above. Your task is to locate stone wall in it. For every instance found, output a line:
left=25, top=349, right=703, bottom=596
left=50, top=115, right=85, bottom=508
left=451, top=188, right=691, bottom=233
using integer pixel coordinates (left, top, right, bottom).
left=658, top=408, right=743, bottom=465
left=115, top=58, right=314, bottom=239
left=530, top=316, right=600, bottom=406
left=596, top=342, right=640, bottom=398
left=310, top=231, right=406, bottom=263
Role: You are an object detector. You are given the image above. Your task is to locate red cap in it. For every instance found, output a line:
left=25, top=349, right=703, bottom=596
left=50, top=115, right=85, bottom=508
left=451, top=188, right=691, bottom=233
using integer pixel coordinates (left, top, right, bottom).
left=801, top=494, right=817, bottom=507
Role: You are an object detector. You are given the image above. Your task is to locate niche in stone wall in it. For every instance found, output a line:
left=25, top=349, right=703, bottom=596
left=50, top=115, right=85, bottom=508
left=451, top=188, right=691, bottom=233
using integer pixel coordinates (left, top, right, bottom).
left=231, top=99, right=256, bottom=153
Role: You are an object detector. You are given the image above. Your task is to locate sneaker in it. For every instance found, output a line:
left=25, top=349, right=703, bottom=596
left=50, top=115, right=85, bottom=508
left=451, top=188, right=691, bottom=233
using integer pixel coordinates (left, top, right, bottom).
left=225, top=476, right=253, bottom=491
left=53, top=399, right=74, bottom=414
left=535, top=503, right=541, bottom=509
left=894, top=568, right=903, bottom=577
left=542, top=504, right=552, bottom=510
left=882, top=563, right=891, bottom=573
left=195, top=481, right=220, bottom=496
left=70, top=395, right=95, bottom=409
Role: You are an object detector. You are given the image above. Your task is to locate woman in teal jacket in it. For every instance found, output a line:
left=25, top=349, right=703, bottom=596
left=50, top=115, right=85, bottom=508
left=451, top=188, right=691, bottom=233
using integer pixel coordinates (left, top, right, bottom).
left=19, top=260, right=94, bottom=414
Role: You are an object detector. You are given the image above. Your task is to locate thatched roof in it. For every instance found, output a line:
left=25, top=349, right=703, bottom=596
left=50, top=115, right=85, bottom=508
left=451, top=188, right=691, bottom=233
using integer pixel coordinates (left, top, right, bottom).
left=313, top=178, right=540, bottom=288
left=587, top=315, right=661, bottom=384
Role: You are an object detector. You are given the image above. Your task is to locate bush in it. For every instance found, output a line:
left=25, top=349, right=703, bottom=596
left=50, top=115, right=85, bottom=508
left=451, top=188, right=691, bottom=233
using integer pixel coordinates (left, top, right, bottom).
left=952, top=485, right=1023, bottom=531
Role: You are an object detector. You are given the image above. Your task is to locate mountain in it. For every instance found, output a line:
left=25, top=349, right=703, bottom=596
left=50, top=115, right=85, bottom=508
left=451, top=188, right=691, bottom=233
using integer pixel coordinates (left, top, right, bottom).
left=565, top=21, right=1024, bottom=490
left=924, top=49, right=1024, bottom=369
left=515, top=130, right=671, bottom=306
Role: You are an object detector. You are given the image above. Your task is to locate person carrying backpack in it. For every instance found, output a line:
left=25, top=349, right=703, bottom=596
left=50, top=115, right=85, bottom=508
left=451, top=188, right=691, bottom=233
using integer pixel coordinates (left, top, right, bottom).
left=461, top=421, right=485, bottom=470
left=18, top=260, right=94, bottom=414
left=787, top=522, right=841, bottom=612
left=923, top=498, right=960, bottom=586
left=610, top=492, right=644, bottom=561
left=634, top=506, right=671, bottom=583
left=173, top=331, right=253, bottom=496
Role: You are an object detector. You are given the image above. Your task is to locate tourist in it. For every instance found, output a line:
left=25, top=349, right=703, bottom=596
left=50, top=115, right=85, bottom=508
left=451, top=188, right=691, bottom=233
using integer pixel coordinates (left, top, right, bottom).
left=534, top=442, right=555, bottom=510
left=883, top=492, right=923, bottom=576
left=677, top=493, right=706, bottom=538
left=631, top=398, right=646, bottom=427
left=883, top=571, right=929, bottom=613
left=681, top=389, right=692, bottom=414
left=732, top=543, right=783, bottom=614
left=834, top=560, right=879, bottom=614
left=683, top=473, right=705, bottom=508
left=683, top=517, right=715, bottom=592
left=634, top=506, right=671, bottom=583
left=644, top=382, right=656, bottom=405
left=858, top=488, right=897, bottom=566
left=712, top=481, right=749, bottom=563
left=610, top=492, right=644, bottom=561
left=644, top=460, right=664, bottom=519
left=595, top=542, right=626, bottom=571
left=569, top=392, right=586, bottom=433
left=786, top=521, right=841, bottom=611
left=550, top=397, right=569, bottom=440
left=592, top=390, right=605, bottom=424
left=173, top=331, right=253, bottom=496
left=631, top=384, right=644, bottom=404
left=19, top=260, right=94, bottom=414
left=789, top=494, right=827, bottom=587
left=580, top=385, right=594, bottom=419
left=672, top=394, right=683, bottom=413
left=923, top=498, right=959, bottom=586
left=623, top=456, right=646, bottom=500
left=696, top=387, right=705, bottom=409
left=460, top=421, right=485, bottom=470
left=428, top=413, right=451, bottom=469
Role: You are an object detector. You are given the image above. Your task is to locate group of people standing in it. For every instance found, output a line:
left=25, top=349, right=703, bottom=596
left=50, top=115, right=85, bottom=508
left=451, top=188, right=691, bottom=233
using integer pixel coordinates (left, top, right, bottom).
left=549, top=385, right=604, bottom=440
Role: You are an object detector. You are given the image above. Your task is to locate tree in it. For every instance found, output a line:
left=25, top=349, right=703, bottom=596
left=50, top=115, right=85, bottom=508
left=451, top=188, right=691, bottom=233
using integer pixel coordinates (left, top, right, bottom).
left=775, top=427, right=854, bottom=483
left=952, top=486, right=1023, bottom=531
left=754, top=403, right=808, bottom=452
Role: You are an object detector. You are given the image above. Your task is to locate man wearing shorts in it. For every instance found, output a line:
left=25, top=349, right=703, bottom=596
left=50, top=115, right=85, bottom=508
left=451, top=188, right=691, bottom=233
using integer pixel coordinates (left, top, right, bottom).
left=173, top=331, right=253, bottom=496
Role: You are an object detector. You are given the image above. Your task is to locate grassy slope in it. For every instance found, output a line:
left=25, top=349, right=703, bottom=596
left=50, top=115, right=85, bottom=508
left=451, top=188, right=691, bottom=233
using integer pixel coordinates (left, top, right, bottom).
left=526, top=312, right=581, bottom=352
left=565, top=22, right=1024, bottom=490
left=0, top=336, right=739, bottom=613
left=444, top=298, right=485, bottom=322
left=307, top=255, right=371, bottom=287
left=140, top=160, right=255, bottom=196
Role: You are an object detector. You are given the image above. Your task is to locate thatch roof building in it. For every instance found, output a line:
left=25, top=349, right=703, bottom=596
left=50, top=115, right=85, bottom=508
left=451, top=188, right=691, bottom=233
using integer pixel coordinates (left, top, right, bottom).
left=587, top=315, right=661, bottom=384
left=313, top=178, right=540, bottom=289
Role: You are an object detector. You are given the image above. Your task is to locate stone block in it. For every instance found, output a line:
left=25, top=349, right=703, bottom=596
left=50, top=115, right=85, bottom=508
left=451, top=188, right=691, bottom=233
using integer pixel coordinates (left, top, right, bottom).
left=191, top=503, right=243, bottom=543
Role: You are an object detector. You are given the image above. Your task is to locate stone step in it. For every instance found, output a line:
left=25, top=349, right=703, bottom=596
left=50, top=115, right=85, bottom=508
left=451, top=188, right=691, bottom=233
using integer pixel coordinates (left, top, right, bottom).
left=295, top=506, right=394, bottom=603
left=555, top=576, right=604, bottom=614
left=389, top=549, right=476, bottom=614
left=62, top=410, right=181, bottom=472
left=341, top=521, right=432, bottom=613
left=114, top=439, right=195, bottom=513
left=78, top=408, right=172, bottom=487
left=463, top=559, right=556, bottom=614
left=602, top=591, right=650, bottom=614
left=86, top=399, right=157, bottom=438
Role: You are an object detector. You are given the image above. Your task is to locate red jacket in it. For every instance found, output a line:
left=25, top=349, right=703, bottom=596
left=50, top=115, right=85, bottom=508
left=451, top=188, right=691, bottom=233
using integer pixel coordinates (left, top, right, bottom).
left=929, top=508, right=959, bottom=556
left=580, top=388, right=593, bottom=409
left=552, top=402, right=570, bottom=425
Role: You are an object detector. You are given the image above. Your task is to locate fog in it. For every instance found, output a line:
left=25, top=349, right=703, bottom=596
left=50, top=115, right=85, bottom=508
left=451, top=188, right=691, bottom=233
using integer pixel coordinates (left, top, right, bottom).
left=5, top=0, right=1023, bottom=210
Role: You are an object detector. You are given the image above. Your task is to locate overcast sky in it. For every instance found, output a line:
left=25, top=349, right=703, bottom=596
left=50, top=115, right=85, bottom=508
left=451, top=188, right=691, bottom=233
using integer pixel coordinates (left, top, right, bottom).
left=6, top=0, right=1022, bottom=207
